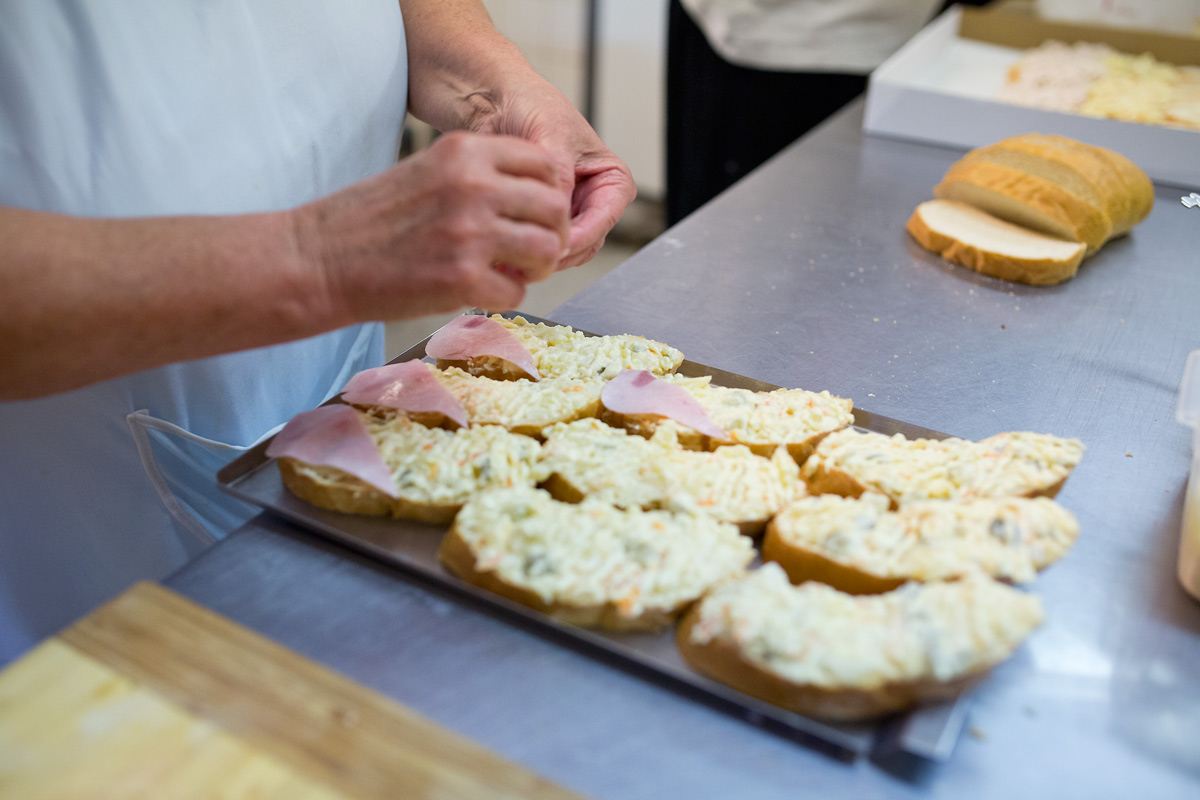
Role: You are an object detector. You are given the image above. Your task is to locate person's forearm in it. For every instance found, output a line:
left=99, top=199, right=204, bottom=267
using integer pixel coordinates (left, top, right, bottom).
left=398, top=0, right=540, bottom=132
left=0, top=207, right=338, bottom=400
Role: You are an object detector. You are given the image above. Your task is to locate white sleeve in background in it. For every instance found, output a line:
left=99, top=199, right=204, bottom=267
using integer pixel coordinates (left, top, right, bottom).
left=678, top=0, right=943, bottom=73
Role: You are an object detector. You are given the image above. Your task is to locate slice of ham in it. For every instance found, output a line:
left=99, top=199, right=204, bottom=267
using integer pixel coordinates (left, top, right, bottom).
left=341, top=360, right=469, bottom=429
left=425, top=315, right=540, bottom=380
left=601, top=370, right=729, bottom=441
left=266, top=405, right=397, bottom=497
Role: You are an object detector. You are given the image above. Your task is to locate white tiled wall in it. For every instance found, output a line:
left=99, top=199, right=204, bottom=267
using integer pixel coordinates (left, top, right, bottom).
left=481, top=0, right=667, bottom=199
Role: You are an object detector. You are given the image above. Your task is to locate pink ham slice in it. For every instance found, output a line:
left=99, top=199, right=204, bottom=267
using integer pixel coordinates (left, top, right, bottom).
left=341, top=360, right=469, bottom=429
left=266, top=405, right=397, bottom=497
left=601, top=370, right=729, bottom=441
left=425, top=315, right=540, bottom=380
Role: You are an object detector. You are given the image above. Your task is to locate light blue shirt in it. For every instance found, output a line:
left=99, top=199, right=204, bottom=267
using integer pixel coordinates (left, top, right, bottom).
left=0, top=0, right=409, bottom=662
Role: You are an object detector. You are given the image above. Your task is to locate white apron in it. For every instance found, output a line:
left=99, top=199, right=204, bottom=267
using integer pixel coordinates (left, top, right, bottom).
left=0, top=0, right=408, bottom=663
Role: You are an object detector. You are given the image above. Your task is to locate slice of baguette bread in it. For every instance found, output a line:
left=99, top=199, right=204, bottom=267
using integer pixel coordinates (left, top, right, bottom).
left=801, top=428, right=1084, bottom=508
left=279, top=412, right=546, bottom=523
left=538, top=418, right=805, bottom=536
left=600, top=373, right=854, bottom=463
left=436, top=314, right=685, bottom=381
left=762, top=493, right=1080, bottom=594
left=440, top=487, right=755, bottom=630
left=677, top=564, right=1044, bottom=721
left=934, top=159, right=1113, bottom=253
left=907, top=199, right=1086, bottom=286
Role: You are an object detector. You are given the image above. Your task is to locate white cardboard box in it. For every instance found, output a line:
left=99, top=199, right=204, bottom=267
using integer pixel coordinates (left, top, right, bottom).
left=863, top=6, right=1200, bottom=189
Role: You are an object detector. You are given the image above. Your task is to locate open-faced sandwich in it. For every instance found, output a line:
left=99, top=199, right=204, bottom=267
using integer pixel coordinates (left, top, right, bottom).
left=267, top=405, right=546, bottom=524
left=426, top=314, right=684, bottom=381
left=598, top=369, right=853, bottom=462
left=440, top=487, right=755, bottom=630
left=677, top=564, right=1044, bottom=720
left=342, top=360, right=604, bottom=438
left=763, top=493, right=1080, bottom=594
left=538, top=418, right=805, bottom=536
left=802, top=428, right=1084, bottom=507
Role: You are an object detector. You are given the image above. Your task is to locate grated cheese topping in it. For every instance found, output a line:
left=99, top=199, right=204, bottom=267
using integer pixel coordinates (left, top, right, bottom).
left=453, top=487, right=754, bottom=617
left=363, top=413, right=548, bottom=504
left=771, top=493, right=1080, bottom=583
left=803, top=428, right=1084, bottom=504
left=689, top=564, right=1044, bottom=688
left=540, top=419, right=805, bottom=525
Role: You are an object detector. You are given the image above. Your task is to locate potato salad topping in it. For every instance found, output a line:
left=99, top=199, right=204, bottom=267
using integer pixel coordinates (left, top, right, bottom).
left=689, top=564, right=1044, bottom=687
left=434, top=367, right=603, bottom=432
left=454, top=487, right=754, bottom=617
left=540, top=419, right=805, bottom=525
left=804, top=428, right=1084, bottom=504
left=495, top=315, right=684, bottom=379
left=365, top=414, right=547, bottom=504
left=771, top=493, right=1079, bottom=583
left=659, top=374, right=853, bottom=447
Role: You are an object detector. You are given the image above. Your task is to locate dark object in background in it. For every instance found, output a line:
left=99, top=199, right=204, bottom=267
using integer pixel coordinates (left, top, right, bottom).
left=664, top=0, right=991, bottom=227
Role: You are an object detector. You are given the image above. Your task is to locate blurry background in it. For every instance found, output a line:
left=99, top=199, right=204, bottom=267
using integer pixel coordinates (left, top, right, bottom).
left=385, top=0, right=669, bottom=357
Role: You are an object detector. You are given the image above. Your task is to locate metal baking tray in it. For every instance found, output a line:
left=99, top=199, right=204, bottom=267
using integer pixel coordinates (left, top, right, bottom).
left=217, top=311, right=971, bottom=763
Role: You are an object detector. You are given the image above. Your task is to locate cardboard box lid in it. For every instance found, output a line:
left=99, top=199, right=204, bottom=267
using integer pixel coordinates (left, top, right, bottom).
left=960, top=0, right=1200, bottom=66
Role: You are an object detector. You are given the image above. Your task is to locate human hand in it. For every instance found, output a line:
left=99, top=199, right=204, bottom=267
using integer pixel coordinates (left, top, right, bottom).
left=479, top=77, right=637, bottom=269
left=293, top=132, right=569, bottom=321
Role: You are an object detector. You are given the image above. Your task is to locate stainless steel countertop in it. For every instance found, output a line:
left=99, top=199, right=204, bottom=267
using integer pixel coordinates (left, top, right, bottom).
left=168, top=102, right=1200, bottom=798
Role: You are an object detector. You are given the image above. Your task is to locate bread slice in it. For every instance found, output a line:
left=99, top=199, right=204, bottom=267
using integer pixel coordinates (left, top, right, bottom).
left=440, top=487, right=754, bottom=630
left=934, top=159, right=1113, bottom=253
left=762, top=493, right=1080, bottom=594
left=907, top=199, right=1086, bottom=286
left=278, top=412, right=547, bottom=523
left=600, top=373, right=853, bottom=463
left=436, top=315, right=685, bottom=381
left=677, top=565, right=1044, bottom=721
left=801, top=428, right=1084, bottom=508
left=538, top=419, right=805, bottom=536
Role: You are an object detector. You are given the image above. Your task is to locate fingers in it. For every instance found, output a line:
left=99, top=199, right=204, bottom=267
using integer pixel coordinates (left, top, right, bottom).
left=496, top=177, right=570, bottom=247
left=490, top=139, right=566, bottom=189
left=466, top=264, right=526, bottom=311
left=559, top=170, right=638, bottom=269
left=492, top=218, right=566, bottom=282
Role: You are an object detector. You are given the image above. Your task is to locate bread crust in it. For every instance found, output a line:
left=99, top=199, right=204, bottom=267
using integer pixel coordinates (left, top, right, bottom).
left=761, top=520, right=905, bottom=595
left=1030, top=134, right=1153, bottom=231
left=438, top=524, right=685, bottom=630
left=676, top=608, right=983, bottom=721
left=964, top=139, right=1132, bottom=237
left=277, top=458, right=460, bottom=524
left=935, top=160, right=1112, bottom=253
left=906, top=202, right=1084, bottom=286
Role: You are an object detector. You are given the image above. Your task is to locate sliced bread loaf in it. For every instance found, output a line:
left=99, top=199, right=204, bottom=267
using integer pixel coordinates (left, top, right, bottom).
left=934, top=159, right=1113, bottom=252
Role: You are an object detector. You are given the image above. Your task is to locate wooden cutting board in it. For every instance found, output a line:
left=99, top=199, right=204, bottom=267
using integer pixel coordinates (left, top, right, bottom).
left=0, top=582, right=583, bottom=800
